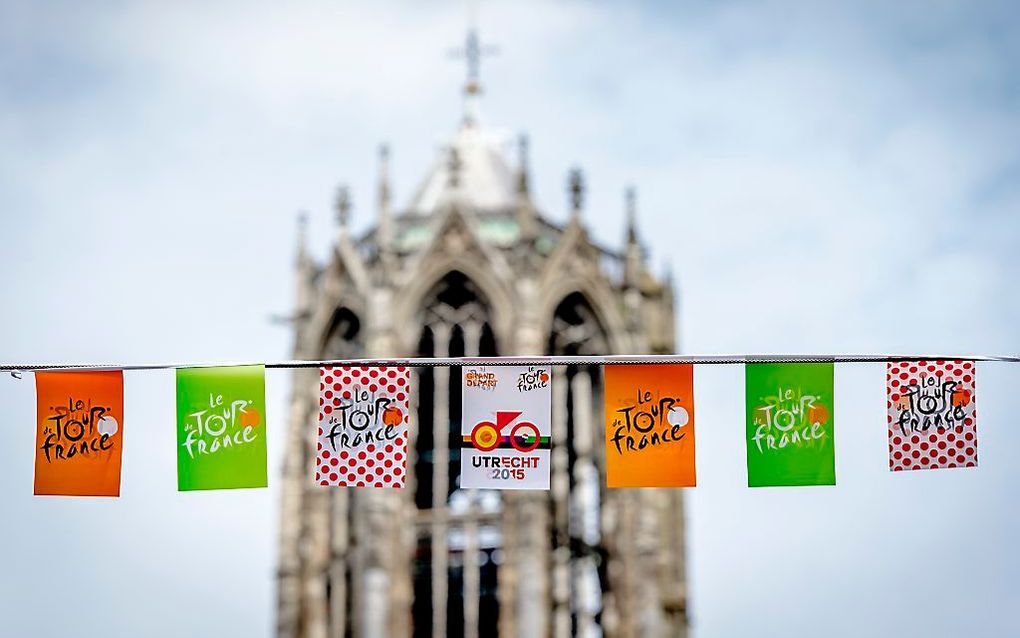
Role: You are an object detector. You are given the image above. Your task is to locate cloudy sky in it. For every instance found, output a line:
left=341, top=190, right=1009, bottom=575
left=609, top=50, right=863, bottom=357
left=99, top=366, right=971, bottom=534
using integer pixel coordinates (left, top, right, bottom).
left=1, top=0, right=1018, bottom=636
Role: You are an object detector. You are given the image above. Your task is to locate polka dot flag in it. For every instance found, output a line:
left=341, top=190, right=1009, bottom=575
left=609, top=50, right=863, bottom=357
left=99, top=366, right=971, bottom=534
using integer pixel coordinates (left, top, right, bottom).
left=316, top=366, right=410, bottom=488
left=887, top=360, right=977, bottom=471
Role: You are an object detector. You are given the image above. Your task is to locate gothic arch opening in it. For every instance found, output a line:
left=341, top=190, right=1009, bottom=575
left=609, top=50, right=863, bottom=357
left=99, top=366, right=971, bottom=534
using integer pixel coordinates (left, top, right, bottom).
left=317, top=305, right=364, bottom=637
left=412, top=270, right=501, bottom=638
left=547, top=291, right=608, bottom=356
left=321, top=306, right=363, bottom=358
left=547, top=291, right=611, bottom=633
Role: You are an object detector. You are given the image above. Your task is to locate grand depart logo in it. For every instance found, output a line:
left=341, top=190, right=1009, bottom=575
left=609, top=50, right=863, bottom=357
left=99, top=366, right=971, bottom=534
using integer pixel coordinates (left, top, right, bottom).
left=465, top=370, right=498, bottom=390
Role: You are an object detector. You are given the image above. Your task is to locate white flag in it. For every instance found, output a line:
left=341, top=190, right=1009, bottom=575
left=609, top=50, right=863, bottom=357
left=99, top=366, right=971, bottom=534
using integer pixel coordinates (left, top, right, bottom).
left=460, top=365, right=551, bottom=490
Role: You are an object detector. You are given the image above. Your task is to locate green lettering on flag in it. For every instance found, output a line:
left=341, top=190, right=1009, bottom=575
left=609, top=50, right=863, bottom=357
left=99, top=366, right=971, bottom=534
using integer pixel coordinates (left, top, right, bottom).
left=176, top=365, right=268, bottom=491
left=745, top=363, right=835, bottom=487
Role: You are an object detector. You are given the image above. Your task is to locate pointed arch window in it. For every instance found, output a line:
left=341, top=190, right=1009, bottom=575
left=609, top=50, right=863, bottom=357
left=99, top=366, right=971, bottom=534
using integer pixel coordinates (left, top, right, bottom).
left=322, top=307, right=363, bottom=358
left=319, top=305, right=364, bottom=637
left=547, top=291, right=610, bottom=634
left=412, top=271, right=501, bottom=638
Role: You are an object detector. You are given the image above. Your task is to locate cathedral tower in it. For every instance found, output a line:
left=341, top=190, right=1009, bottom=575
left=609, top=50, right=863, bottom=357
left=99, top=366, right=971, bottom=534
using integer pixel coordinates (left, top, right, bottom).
left=276, top=28, right=686, bottom=638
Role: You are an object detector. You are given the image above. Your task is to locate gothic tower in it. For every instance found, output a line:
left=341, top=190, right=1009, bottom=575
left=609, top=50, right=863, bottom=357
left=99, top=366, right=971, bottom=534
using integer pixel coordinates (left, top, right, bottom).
left=276, top=29, right=686, bottom=638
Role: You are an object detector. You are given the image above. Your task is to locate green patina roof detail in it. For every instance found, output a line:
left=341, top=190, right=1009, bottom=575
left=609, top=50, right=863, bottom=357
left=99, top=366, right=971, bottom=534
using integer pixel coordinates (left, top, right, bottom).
left=395, top=215, right=524, bottom=251
left=535, top=233, right=556, bottom=254
left=397, top=222, right=433, bottom=250
left=477, top=217, right=520, bottom=245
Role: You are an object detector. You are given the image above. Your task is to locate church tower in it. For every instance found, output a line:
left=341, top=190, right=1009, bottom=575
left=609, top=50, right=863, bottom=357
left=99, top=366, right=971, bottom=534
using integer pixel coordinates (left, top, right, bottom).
left=276, top=27, right=686, bottom=638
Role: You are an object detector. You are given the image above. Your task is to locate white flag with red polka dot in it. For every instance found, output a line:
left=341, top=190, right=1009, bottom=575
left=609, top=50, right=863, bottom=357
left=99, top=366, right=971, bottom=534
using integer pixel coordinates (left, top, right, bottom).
left=887, top=360, right=977, bottom=471
left=316, top=366, right=410, bottom=487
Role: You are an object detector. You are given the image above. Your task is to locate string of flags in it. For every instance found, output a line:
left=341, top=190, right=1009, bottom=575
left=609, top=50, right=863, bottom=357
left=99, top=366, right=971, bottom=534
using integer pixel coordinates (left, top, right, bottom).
left=9, top=354, right=998, bottom=496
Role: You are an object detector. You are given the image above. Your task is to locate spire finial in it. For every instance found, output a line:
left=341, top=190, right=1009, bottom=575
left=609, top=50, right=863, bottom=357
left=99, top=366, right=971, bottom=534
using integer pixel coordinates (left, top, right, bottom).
left=378, top=143, right=391, bottom=211
left=464, top=29, right=482, bottom=97
left=447, top=147, right=463, bottom=189
left=516, top=133, right=530, bottom=196
left=377, top=144, right=394, bottom=260
left=623, top=186, right=646, bottom=289
left=293, top=210, right=314, bottom=321
left=516, top=133, right=536, bottom=242
left=568, top=167, right=585, bottom=221
left=449, top=9, right=498, bottom=126
left=625, top=185, right=638, bottom=243
left=335, top=185, right=351, bottom=233
left=377, top=143, right=387, bottom=197
left=296, top=210, right=309, bottom=259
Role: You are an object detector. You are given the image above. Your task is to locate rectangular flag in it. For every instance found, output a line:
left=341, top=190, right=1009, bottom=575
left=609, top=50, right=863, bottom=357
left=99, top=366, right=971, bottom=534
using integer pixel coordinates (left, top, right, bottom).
left=745, top=363, right=835, bottom=487
left=316, top=365, right=410, bottom=487
left=461, top=365, right=551, bottom=490
left=176, top=365, right=267, bottom=491
left=887, top=360, right=977, bottom=471
left=35, top=370, right=124, bottom=496
left=604, top=364, right=696, bottom=487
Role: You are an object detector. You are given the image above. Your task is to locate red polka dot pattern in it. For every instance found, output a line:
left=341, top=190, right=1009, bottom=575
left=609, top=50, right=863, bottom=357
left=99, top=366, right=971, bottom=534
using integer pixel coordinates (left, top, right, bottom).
left=887, top=360, right=977, bottom=472
left=315, top=365, right=410, bottom=488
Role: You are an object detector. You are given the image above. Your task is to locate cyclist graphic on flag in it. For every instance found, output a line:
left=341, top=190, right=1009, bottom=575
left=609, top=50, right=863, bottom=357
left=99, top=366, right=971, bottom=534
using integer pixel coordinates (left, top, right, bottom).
left=469, top=410, right=542, bottom=453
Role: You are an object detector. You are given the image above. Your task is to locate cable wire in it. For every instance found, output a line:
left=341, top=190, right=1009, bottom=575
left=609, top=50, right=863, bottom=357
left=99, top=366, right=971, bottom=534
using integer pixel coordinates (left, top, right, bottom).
left=2, top=353, right=1019, bottom=376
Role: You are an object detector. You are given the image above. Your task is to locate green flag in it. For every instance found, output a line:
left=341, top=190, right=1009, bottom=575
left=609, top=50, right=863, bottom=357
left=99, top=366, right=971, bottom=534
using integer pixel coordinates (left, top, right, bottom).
left=176, top=365, right=267, bottom=491
left=745, top=363, right=835, bottom=487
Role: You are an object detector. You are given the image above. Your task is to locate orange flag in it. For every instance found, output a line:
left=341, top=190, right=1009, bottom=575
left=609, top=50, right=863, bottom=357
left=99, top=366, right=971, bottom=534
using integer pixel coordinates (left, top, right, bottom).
left=604, top=364, right=696, bottom=487
left=34, top=371, right=124, bottom=496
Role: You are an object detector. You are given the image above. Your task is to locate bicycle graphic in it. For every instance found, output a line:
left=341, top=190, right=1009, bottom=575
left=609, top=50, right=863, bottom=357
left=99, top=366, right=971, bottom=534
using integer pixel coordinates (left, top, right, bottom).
left=469, top=410, right=541, bottom=453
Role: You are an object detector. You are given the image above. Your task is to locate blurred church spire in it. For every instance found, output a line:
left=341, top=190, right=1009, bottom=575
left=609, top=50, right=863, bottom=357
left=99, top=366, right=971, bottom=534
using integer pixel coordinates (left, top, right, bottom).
left=292, top=211, right=313, bottom=327
left=377, top=144, right=394, bottom=259
left=335, top=184, right=351, bottom=241
left=516, top=133, right=530, bottom=199
left=516, top=133, right=536, bottom=241
left=295, top=210, right=309, bottom=266
left=623, top=186, right=645, bottom=289
left=568, top=166, right=585, bottom=225
left=625, top=185, right=638, bottom=244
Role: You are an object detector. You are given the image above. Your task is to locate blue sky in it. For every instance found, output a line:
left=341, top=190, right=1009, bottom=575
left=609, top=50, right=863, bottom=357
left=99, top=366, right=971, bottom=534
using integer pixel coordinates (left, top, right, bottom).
left=1, top=1, right=1019, bottom=636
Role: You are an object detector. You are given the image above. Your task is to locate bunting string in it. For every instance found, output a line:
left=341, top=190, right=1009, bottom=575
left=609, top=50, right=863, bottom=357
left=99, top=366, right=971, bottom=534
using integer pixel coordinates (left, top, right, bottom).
left=3, top=352, right=1020, bottom=376
left=11, top=355, right=1006, bottom=494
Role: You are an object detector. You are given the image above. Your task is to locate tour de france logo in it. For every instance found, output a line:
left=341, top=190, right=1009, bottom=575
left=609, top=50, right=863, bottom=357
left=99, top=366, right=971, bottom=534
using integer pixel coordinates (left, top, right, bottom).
left=516, top=367, right=549, bottom=392
left=468, top=410, right=542, bottom=453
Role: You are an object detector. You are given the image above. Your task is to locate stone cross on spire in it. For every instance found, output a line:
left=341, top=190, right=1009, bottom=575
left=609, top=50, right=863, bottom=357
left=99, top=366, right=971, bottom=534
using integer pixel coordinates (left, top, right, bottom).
left=449, top=14, right=498, bottom=126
